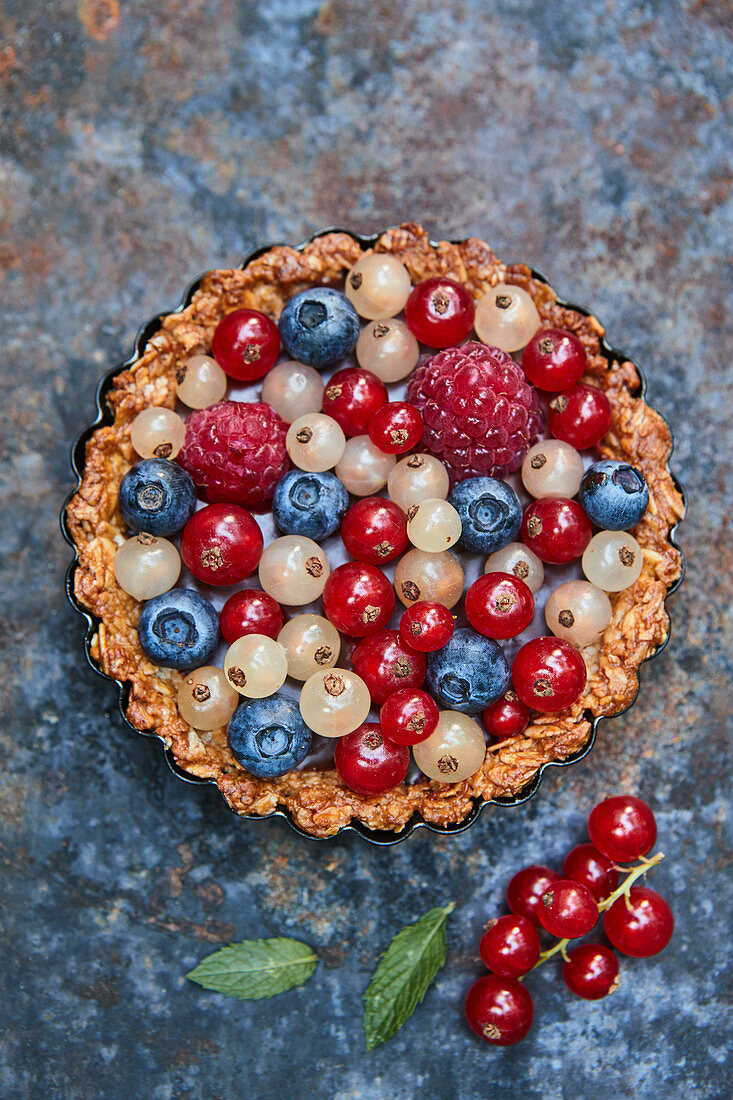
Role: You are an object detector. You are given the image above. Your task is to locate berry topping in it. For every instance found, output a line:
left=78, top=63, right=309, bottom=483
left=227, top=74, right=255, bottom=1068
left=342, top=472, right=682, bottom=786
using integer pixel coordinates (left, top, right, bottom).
left=425, top=627, right=510, bottom=713
left=118, top=458, right=197, bottom=537
left=279, top=287, right=360, bottom=368
left=345, top=254, right=412, bottom=320
left=465, top=572, right=535, bottom=640
left=408, top=343, right=543, bottom=481
left=178, top=401, right=289, bottom=511
left=322, top=562, right=396, bottom=638
left=227, top=694, right=312, bottom=778
left=180, top=503, right=263, bottom=586
left=277, top=614, right=340, bottom=681
left=579, top=459, right=649, bottom=531
left=272, top=469, right=349, bottom=541
left=219, top=589, right=284, bottom=644
left=334, top=722, right=410, bottom=796
left=548, top=383, right=612, bottom=449
left=322, top=366, right=387, bottom=437
left=379, top=688, right=439, bottom=745
left=399, top=601, right=455, bottom=653
left=512, top=636, right=587, bottom=713
left=449, top=476, right=523, bottom=555
left=137, top=588, right=219, bottom=670
left=351, top=629, right=426, bottom=705
left=368, top=401, right=424, bottom=455
left=521, top=497, right=593, bottom=564
left=412, top=710, right=487, bottom=782
left=341, top=497, right=408, bottom=565
left=212, top=308, right=280, bottom=381
left=404, top=276, right=475, bottom=348
left=482, top=692, right=531, bottom=741
left=474, top=283, right=541, bottom=352
left=522, top=327, right=588, bottom=391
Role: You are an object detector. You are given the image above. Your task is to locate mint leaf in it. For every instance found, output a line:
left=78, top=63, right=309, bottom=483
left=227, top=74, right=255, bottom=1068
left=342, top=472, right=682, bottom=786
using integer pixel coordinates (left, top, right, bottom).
left=187, top=937, right=317, bottom=1000
left=362, top=902, right=455, bottom=1050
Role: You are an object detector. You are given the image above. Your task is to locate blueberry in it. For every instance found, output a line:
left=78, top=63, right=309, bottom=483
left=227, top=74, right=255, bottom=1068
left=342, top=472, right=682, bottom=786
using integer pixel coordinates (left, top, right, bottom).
left=137, top=588, right=219, bottom=669
left=579, top=460, right=649, bottom=531
left=118, top=458, right=197, bottom=536
left=272, top=469, right=349, bottom=540
left=425, top=628, right=510, bottom=714
left=449, top=477, right=522, bottom=554
left=279, top=287, right=360, bottom=368
left=227, top=693, right=313, bottom=778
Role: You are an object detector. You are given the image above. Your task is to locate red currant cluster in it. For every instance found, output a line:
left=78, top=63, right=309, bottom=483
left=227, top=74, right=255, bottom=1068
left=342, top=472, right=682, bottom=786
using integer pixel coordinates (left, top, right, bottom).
left=465, top=795, right=674, bottom=1046
left=115, top=251, right=650, bottom=799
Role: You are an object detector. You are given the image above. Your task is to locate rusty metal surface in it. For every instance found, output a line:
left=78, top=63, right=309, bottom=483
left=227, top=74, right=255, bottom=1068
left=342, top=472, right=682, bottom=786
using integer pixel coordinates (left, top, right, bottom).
left=0, top=1, right=731, bottom=1097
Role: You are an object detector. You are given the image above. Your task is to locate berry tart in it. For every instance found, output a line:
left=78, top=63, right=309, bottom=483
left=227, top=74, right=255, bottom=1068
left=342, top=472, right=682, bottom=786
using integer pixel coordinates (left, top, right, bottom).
left=63, top=224, right=685, bottom=840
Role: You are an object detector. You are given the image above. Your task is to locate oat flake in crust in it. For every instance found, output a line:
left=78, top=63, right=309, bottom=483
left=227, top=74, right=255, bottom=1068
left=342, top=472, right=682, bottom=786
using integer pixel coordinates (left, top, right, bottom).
left=66, top=223, right=685, bottom=838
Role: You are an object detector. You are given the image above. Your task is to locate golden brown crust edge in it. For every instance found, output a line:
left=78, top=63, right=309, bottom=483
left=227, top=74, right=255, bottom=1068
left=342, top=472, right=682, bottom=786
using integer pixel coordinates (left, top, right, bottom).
left=66, top=223, right=685, bottom=838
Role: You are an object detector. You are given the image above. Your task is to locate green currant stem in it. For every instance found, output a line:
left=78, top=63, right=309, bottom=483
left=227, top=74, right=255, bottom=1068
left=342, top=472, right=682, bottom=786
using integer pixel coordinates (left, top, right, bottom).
left=531, top=851, right=665, bottom=971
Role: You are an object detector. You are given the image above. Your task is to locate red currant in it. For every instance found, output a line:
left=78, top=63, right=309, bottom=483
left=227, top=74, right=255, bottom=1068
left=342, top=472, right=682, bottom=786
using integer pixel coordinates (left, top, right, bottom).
left=482, top=692, right=530, bottom=741
left=368, top=401, right=423, bottom=455
left=522, top=327, right=587, bottom=391
left=506, top=865, right=561, bottom=928
left=562, top=944, right=620, bottom=1000
left=399, top=601, right=455, bottom=652
left=334, top=722, right=409, bottom=796
left=404, top=277, right=475, bottom=348
left=465, top=975, right=533, bottom=1046
left=548, top=383, right=612, bottom=449
left=341, top=497, right=408, bottom=565
left=603, top=887, right=673, bottom=957
left=479, top=915, right=540, bottom=978
left=180, top=504, right=263, bottom=586
left=322, top=367, right=387, bottom=437
left=538, top=879, right=598, bottom=938
left=464, top=572, right=534, bottom=640
left=562, top=844, right=619, bottom=902
left=521, top=498, right=592, bottom=564
left=219, top=589, right=284, bottom=644
left=588, top=795, right=657, bottom=862
left=212, top=308, right=280, bottom=381
left=322, top=562, right=395, bottom=637
left=351, top=629, right=426, bottom=705
left=379, top=688, right=439, bottom=745
left=512, top=637, right=587, bottom=713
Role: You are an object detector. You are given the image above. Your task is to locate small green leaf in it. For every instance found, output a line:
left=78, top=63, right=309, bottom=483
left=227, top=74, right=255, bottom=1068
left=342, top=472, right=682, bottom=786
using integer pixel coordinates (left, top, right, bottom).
left=186, top=937, right=317, bottom=1000
left=362, top=902, right=455, bottom=1050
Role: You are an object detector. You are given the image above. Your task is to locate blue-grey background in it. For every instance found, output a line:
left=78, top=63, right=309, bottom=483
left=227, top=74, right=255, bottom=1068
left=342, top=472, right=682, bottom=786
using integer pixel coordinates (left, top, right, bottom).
left=1, top=2, right=731, bottom=1098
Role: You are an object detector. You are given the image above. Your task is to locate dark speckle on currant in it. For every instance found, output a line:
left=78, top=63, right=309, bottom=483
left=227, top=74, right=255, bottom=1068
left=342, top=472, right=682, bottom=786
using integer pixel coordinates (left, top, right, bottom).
left=278, top=287, right=361, bottom=368
left=137, top=588, right=219, bottom=669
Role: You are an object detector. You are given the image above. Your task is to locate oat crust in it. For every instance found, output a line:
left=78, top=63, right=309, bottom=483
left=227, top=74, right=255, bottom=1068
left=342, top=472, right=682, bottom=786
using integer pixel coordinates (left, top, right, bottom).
left=66, top=223, right=685, bottom=837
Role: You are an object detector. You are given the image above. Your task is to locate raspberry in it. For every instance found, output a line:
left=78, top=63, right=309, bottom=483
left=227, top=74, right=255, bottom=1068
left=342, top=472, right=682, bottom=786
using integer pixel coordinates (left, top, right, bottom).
left=178, top=401, right=289, bottom=510
left=406, top=342, right=544, bottom=481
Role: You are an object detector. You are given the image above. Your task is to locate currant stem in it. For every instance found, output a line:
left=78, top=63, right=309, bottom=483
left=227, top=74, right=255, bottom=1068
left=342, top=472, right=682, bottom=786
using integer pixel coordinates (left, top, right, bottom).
left=531, top=852, right=665, bottom=971
left=598, top=851, right=664, bottom=915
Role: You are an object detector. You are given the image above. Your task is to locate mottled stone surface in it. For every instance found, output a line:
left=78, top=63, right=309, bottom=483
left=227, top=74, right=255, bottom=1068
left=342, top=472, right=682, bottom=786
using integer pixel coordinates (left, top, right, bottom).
left=0, top=1, right=731, bottom=1097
